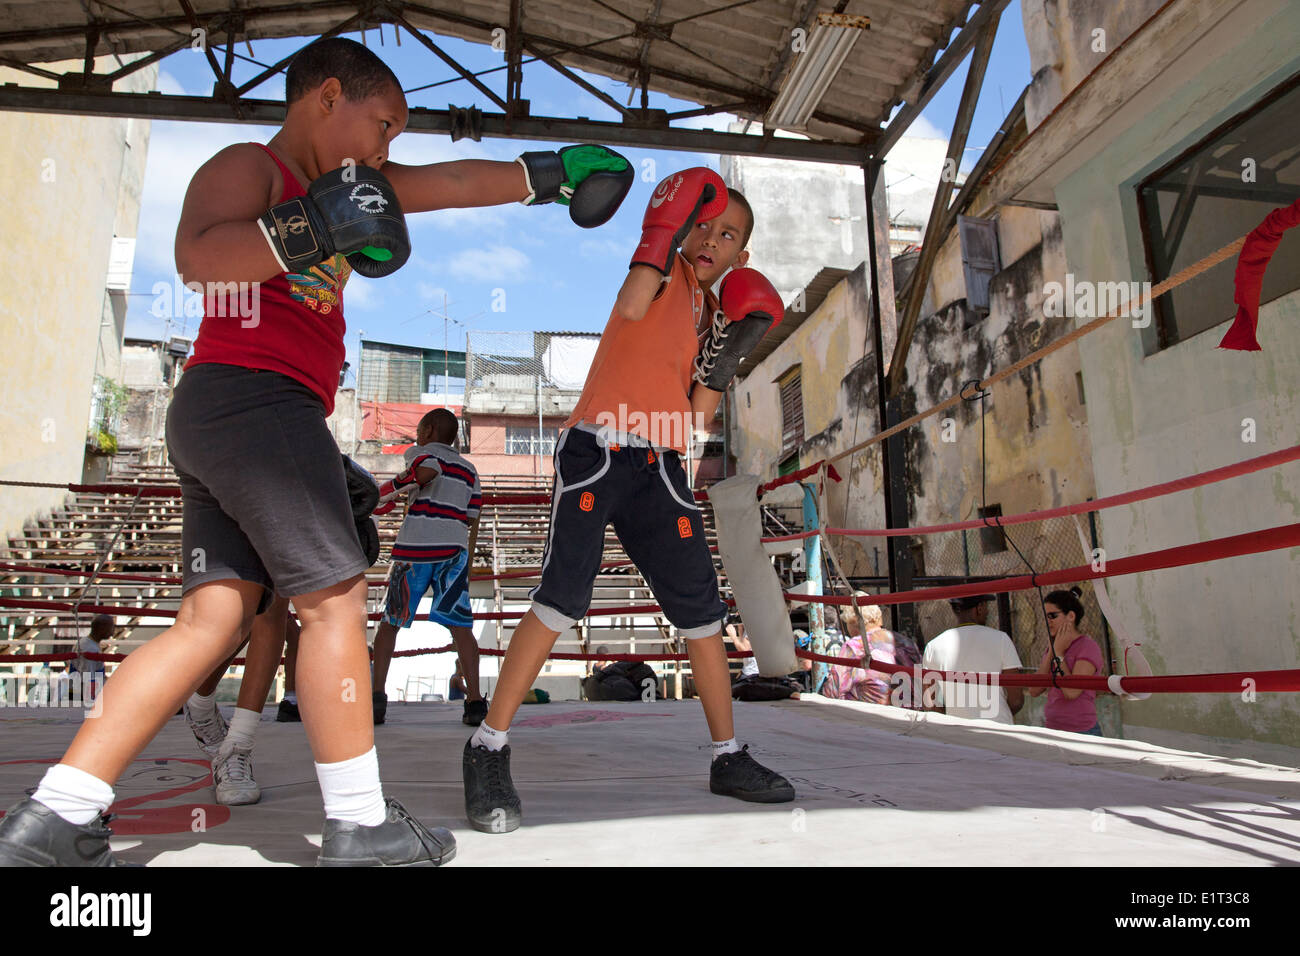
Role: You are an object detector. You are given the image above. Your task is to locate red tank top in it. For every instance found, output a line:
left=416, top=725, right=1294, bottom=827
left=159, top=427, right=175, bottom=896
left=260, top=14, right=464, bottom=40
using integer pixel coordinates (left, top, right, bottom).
left=186, top=143, right=351, bottom=414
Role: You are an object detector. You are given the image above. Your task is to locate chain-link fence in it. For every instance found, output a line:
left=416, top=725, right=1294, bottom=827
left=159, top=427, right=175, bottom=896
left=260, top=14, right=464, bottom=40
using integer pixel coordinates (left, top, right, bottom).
left=465, top=330, right=598, bottom=416
left=894, top=514, right=1110, bottom=675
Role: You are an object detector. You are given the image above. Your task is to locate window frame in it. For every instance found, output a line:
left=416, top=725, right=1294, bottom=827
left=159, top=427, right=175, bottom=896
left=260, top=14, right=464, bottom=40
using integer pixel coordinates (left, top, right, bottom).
left=1136, top=69, right=1300, bottom=352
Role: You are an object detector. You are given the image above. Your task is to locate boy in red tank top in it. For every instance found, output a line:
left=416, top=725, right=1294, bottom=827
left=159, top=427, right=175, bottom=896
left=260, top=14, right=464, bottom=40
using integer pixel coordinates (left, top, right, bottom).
left=0, top=37, right=631, bottom=868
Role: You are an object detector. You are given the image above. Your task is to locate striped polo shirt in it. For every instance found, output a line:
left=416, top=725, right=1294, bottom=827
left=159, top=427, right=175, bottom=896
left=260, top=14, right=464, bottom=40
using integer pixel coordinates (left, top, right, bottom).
left=391, top=442, right=483, bottom=562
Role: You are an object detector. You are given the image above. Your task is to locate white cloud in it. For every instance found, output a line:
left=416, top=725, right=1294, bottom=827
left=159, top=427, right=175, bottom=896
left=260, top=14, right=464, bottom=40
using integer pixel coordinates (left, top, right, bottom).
left=906, top=114, right=947, bottom=141
left=134, top=118, right=280, bottom=275
left=440, top=244, right=530, bottom=282
left=578, top=236, right=631, bottom=260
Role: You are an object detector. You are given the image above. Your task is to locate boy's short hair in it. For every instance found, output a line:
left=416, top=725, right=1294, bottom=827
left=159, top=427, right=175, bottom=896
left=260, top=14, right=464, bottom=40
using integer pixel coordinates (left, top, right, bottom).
left=286, top=37, right=402, bottom=105
left=727, top=188, right=755, bottom=248
left=419, top=408, right=459, bottom=444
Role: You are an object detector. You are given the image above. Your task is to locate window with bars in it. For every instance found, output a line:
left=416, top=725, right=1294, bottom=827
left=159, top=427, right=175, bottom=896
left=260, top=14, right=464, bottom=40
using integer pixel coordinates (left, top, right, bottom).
left=505, top=426, right=557, bottom=456
left=778, top=369, right=804, bottom=455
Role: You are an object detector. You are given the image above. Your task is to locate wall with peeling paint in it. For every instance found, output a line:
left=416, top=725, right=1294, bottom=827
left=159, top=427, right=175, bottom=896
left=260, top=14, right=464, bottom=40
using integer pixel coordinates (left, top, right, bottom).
left=0, top=58, right=155, bottom=545
left=731, top=179, right=1099, bottom=722
left=1043, top=0, right=1300, bottom=744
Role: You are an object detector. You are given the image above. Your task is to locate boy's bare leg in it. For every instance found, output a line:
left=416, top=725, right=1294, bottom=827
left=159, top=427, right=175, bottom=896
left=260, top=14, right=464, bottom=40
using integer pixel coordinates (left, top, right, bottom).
left=292, top=575, right=374, bottom=763
left=483, top=610, right=560, bottom=731
left=195, top=638, right=250, bottom=697
left=449, top=626, right=482, bottom=700
left=371, top=620, right=400, bottom=694
left=685, top=631, right=736, bottom=743
left=61, top=579, right=263, bottom=783
left=235, top=594, right=290, bottom=712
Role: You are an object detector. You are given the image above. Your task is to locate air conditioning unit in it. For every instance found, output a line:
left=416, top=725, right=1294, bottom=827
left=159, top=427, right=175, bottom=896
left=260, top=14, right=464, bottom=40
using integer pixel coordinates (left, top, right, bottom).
left=166, top=335, right=193, bottom=358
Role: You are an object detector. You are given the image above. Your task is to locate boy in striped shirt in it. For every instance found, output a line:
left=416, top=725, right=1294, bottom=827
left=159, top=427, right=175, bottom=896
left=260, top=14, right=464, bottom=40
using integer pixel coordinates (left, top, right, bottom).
left=372, top=409, right=486, bottom=726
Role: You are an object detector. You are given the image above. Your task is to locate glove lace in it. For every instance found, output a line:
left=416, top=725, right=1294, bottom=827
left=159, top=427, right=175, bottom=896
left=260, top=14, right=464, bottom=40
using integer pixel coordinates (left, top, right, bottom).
left=692, top=309, right=730, bottom=384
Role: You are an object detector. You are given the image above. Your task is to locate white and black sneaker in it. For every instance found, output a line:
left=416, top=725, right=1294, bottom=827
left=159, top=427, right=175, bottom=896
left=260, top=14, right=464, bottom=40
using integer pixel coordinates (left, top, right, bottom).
left=212, top=741, right=262, bottom=806
left=184, top=699, right=229, bottom=759
left=0, top=799, right=134, bottom=867
left=318, top=798, right=456, bottom=867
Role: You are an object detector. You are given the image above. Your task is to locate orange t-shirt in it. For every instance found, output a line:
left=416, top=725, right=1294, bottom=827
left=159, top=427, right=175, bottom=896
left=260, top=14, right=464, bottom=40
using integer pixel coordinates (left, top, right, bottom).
left=566, top=254, right=712, bottom=453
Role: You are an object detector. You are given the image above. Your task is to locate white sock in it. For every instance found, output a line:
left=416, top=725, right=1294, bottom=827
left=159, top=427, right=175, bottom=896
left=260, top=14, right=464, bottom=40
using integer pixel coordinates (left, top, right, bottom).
left=224, top=707, right=261, bottom=751
left=186, top=690, right=217, bottom=720
left=711, top=738, right=741, bottom=761
left=283, top=692, right=297, bottom=705
left=315, top=747, right=386, bottom=826
left=31, top=764, right=115, bottom=825
left=471, top=722, right=508, bottom=752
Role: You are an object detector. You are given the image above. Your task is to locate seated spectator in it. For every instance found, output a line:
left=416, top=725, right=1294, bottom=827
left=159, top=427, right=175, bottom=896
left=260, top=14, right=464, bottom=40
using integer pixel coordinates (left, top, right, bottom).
left=69, top=614, right=114, bottom=703
left=449, top=661, right=467, bottom=701
left=583, top=646, right=661, bottom=701
left=821, top=597, right=918, bottom=706
left=1025, top=587, right=1105, bottom=736
left=922, top=595, right=1024, bottom=723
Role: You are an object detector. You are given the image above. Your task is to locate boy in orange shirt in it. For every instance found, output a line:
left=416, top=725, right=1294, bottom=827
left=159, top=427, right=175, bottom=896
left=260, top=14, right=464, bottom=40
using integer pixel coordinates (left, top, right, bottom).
left=464, top=168, right=794, bottom=832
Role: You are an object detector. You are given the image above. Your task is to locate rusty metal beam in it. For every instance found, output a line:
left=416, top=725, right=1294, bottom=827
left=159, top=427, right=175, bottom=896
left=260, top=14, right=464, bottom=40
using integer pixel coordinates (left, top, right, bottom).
left=885, top=13, right=1000, bottom=398
left=876, top=0, right=1012, bottom=158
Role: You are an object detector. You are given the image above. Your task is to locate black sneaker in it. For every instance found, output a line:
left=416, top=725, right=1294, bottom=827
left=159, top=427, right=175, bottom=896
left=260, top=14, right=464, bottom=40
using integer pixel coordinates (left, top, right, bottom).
left=373, top=691, right=388, bottom=725
left=318, top=798, right=456, bottom=867
left=276, top=698, right=301, bottom=722
left=0, top=798, right=134, bottom=867
left=710, top=745, right=796, bottom=803
left=462, top=740, right=522, bottom=833
left=462, top=698, right=488, bottom=727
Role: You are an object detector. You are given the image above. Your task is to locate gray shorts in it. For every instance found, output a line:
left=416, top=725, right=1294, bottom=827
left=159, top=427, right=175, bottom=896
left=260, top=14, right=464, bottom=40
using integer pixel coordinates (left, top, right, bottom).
left=165, top=363, right=369, bottom=611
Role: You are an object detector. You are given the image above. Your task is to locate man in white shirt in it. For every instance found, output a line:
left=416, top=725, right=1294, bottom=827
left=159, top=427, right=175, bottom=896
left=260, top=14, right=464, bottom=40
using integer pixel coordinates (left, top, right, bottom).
left=922, top=595, right=1023, bottom=724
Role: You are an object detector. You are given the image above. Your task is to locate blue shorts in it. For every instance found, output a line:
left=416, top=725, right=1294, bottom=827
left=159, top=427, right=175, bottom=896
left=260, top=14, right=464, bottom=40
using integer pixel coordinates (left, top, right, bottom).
left=382, top=551, right=473, bottom=629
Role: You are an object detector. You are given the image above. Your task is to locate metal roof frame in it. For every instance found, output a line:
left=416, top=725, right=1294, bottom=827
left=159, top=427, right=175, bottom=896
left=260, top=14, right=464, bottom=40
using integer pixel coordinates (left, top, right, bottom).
left=0, top=0, right=1003, bottom=164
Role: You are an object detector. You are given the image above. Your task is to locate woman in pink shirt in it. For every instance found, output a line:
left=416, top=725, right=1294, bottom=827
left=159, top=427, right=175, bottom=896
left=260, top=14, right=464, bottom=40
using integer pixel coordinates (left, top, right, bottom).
left=1026, top=587, right=1105, bottom=735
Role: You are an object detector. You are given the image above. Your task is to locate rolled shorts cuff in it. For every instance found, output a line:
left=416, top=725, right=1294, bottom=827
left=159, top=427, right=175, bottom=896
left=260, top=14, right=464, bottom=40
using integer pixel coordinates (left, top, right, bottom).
left=277, top=556, right=372, bottom=599
left=678, top=618, right=726, bottom=640
left=531, top=600, right=578, bottom=633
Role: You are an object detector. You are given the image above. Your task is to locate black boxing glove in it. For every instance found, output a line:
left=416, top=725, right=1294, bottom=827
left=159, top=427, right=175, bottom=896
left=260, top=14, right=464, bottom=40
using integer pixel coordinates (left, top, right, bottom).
left=342, top=454, right=382, bottom=566
left=518, top=145, right=634, bottom=228
left=258, top=165, right=411, bottom=279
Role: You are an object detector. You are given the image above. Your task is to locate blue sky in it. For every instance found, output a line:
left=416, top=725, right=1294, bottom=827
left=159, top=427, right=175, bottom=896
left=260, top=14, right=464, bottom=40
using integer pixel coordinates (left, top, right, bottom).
left=125, top=7, right=1031, bottom=382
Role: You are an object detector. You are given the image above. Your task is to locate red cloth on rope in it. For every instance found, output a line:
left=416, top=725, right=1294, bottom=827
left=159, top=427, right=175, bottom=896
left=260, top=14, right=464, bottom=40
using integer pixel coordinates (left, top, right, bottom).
left=1221, top=196, right=1300, bottom=351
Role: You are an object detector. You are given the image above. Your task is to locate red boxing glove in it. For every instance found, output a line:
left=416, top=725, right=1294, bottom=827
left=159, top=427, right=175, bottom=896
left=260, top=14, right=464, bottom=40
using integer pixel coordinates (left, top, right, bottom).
left=693, top=268, right=784, bottom=391
left=373, top=478, right=405, bottom=516
left=632, top=167, right=728, bottom=275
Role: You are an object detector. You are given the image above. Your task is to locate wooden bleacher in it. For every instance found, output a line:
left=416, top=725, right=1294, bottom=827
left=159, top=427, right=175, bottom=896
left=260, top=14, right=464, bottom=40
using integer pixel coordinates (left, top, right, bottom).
left=2, top=454, right=742, bottom=701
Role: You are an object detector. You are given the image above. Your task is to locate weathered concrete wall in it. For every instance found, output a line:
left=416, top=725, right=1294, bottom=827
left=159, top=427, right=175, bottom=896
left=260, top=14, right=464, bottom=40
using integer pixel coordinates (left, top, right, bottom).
left=730, top=159, right=1101, bottom=728
left=1020, top=0, right=1167, bottom=129
left=0, top=58, right=155, bottom=540
left=1042, top=1, right=1300, bottom=743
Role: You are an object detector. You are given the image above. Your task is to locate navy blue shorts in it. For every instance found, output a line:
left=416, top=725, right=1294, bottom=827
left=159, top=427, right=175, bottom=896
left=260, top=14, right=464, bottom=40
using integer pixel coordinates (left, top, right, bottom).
left=530, top=428, right=727, bottom=638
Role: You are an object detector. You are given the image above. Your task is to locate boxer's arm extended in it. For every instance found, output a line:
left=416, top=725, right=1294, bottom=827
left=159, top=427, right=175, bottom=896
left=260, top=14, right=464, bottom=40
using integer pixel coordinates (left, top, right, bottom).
left=381, top=160, right=527, bottom=214
left=175, top=144, right=283, bottom=285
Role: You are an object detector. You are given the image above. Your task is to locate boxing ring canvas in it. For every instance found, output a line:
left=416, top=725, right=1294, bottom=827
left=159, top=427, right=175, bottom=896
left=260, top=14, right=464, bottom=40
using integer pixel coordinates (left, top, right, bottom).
left=5, top=698, right=1298, bottom=866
